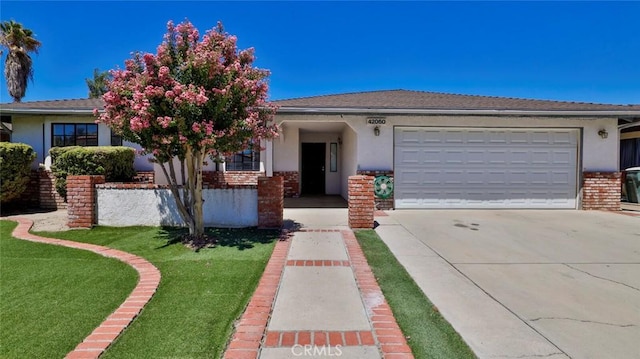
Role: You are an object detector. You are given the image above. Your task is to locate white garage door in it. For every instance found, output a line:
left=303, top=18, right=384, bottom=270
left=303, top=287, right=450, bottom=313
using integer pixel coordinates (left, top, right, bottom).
left=394, top=127, right=579, bottom=209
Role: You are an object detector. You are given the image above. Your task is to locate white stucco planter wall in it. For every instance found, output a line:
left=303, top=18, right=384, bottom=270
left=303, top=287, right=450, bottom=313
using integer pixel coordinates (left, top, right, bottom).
left=97, top=188, right=258, bottom=227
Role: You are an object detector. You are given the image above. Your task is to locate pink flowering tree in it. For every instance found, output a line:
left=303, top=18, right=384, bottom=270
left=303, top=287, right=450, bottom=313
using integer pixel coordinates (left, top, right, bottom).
left=96, top=20, right=278, bottom=239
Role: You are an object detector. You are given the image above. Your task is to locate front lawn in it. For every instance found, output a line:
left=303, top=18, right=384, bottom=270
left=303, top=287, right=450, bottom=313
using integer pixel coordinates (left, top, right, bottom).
left=0, top=220, right=138, bottom=358
left=355, top=229, right=475, bottom=359
left=35, top=225, right=278, bottom=359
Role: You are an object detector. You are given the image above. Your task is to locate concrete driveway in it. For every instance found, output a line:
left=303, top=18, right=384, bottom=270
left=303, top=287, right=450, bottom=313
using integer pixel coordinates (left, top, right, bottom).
left=375, top=210, right=640, bottom=359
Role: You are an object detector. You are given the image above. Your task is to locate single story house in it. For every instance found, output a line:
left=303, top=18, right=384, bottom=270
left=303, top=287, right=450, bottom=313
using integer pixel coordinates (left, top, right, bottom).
left=2, top=89, right=640, bottom=210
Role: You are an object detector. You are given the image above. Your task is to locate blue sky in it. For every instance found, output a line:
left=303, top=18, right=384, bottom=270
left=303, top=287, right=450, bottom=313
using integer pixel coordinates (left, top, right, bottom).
left=1, top=1, right=639, bottom=105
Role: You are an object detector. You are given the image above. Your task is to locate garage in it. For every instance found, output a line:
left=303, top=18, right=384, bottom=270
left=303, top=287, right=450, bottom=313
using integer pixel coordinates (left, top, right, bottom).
left=394, top=127, right=579, bottom=209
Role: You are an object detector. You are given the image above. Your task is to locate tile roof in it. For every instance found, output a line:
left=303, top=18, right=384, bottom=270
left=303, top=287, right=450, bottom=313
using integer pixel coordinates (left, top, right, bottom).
left=1, top=90, right=639, bottom=114
left=273, top=89, right=640, bottom=112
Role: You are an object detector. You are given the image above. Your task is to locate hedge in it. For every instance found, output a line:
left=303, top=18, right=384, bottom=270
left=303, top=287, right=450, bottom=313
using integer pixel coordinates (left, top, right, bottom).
left=0, top=142, right=36, bottom=203
left=50, top=146, right=135, bottom=199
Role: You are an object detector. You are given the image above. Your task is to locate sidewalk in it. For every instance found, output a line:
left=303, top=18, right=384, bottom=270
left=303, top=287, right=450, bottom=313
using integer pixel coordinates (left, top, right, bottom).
left=224, top=226, right=414, bottom=359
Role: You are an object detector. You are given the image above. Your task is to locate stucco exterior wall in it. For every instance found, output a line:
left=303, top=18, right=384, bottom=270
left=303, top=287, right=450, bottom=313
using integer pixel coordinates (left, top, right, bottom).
left=124, top=141, right=153, bottom=171
left=274, top=113, right=620, bottom=173
left=97, top=188, right=258, bottom=227
left=273, top=123, right=299, bottom=172
left=11, top=115, right=44, bottom=169
left=358, top=115, right=618, bottom=172
left=11, top=114, right=154, bottom=171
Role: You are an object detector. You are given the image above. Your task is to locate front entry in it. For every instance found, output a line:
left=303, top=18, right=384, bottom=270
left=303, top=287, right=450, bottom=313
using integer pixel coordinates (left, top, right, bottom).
left=301, top=143, right=326, bottom=195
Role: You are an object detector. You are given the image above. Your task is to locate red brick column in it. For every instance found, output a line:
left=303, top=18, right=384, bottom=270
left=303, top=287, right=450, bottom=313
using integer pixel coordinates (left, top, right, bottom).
left=67, top=175, right=105, bottom=228
left=273, top=171, right=300, bottom=197
left=348, top=175, right=375, bottom=229
left=582, top=172, right=621, bottom=211
left=258, top=176, right=284, bottom=228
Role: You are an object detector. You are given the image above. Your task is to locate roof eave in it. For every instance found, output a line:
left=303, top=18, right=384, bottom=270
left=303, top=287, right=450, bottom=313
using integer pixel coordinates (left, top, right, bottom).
left=0, top=108, right=100, bottom=115
left=276, top=106, right=640, bottom=117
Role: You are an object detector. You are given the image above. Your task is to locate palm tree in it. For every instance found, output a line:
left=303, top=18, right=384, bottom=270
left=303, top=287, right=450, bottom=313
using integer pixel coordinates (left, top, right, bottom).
left=0, top=20, right=41, bottom=102
left=86, top=68, right=111, bottom=98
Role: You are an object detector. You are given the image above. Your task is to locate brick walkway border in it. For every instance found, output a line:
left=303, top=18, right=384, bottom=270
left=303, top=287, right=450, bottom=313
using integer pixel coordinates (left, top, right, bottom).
left=223, top=228, right=414, bottom=359
left=9, top=218, right=161, bottom=359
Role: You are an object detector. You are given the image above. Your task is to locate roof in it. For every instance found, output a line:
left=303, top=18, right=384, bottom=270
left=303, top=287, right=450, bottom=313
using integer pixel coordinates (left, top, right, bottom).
left=0, top=98, right=103, bottom=114
left=273, top=90, right=640, bottom=113
left=1, top=90, right=639, bottom=116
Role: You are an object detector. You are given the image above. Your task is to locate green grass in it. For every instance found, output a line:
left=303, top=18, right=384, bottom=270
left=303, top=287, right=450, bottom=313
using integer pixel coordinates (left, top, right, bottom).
left=0, top=220, right=138, bottom=359
left=355, top=229, right=476, bottom=359
left=34, top=225, right=278, bottom=359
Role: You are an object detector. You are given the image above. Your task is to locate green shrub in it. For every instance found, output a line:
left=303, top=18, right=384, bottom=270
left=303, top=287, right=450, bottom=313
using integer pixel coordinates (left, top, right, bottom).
left=50, top=146, right=135, bottom=199
left=0, top=142, right=36, bottom=203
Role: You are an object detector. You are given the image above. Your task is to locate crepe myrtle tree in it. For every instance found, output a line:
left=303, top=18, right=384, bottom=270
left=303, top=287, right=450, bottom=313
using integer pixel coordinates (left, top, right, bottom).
left=96, top=20, right=278, bottom=239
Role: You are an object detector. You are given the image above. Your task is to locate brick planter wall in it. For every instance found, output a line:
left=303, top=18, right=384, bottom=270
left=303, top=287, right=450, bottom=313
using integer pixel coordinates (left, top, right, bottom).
left=348, top=175, right=375, bottom=229
left=582, top=172, right=621, bottom=211
left=67, top=175, right=105, bottom=228
left=202, top=171, right=265, bottom=189
left=39, top=170, right=66, bottom=209
left=10, top=170, right=40, bottom=208
left=273, top=171, right=300, bottom=197
left=133, top=171, right=155, bottom=183
left=357, top=170, right=394, bottom=210
left=258, top=176, right=284, bottom=228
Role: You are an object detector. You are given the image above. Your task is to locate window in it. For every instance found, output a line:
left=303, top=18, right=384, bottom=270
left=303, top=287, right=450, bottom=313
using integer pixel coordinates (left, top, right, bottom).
left=52, top=123, right=98, bottom=147
left=226, top=143, right=260, bottom=171
left=111, top=130, right=123, bottom=146
left=330, top=142, right=338, bottom=172
left=0, top=115, right=11, bottom=142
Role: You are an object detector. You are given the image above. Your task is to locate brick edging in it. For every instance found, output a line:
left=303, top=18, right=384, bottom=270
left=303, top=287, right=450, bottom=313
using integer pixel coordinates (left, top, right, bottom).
left=223, top=236, right=291, bottom=359
left=264, top=330, right=375, bottom=347
left=223, top=229, right=413, bottom=359
left=9, top=218, right=161, bottom=359
left=342, top=230, right=415, bottom=358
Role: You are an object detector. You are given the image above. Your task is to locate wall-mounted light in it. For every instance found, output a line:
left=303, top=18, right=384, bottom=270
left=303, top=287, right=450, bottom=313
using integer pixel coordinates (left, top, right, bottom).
left=374, top=126, right=380, bottom=136
left=598, top=129, right=608, bottom=139
left=337, top=136, right=342, bottom=145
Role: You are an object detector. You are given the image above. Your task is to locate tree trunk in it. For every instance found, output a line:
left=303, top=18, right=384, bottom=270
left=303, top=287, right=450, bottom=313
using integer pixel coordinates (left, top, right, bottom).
left=159, top=147, right=206, bottom=238
left=193, top=150, right=205, bottom=236
left=160, top=158, right=195, bottom=234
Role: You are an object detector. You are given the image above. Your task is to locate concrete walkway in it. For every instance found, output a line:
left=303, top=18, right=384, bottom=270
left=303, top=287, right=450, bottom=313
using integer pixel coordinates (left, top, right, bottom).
left=224, top=226, right=413, bottom=359
left=8, top=218, right=161, bottom=359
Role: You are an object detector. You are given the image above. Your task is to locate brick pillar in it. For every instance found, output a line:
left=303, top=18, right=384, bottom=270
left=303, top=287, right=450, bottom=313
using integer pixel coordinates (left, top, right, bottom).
left=258, top=176, right=284, bottom=228
left=582, top=172, right=621, bottom=211
left=39, top=170, right=66, bottom=209
left=348, top=175, right=375, bottom=229
left=67, top=175, right=105, bottom=228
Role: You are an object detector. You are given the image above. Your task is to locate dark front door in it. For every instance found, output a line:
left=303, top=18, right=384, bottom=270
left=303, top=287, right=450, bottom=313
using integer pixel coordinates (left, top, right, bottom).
left=301, top=143, right=326, bottom=195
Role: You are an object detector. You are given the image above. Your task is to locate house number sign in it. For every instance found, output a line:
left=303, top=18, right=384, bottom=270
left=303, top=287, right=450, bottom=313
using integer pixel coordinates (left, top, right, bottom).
left=366, top=117, right=386, bottom=126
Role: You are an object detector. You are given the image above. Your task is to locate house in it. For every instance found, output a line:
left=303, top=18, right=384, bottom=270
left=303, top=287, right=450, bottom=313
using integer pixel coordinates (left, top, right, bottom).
left=2, top=89, right=640, bottom=210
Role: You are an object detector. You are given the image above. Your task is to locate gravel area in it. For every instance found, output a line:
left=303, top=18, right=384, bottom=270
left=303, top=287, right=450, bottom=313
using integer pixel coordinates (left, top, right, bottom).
left=1, top=209, right=69, bottom=232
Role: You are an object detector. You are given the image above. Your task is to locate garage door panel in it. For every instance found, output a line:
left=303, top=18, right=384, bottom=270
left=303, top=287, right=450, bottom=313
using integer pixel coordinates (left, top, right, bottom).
left=394, top=127, right=579, bottom=209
